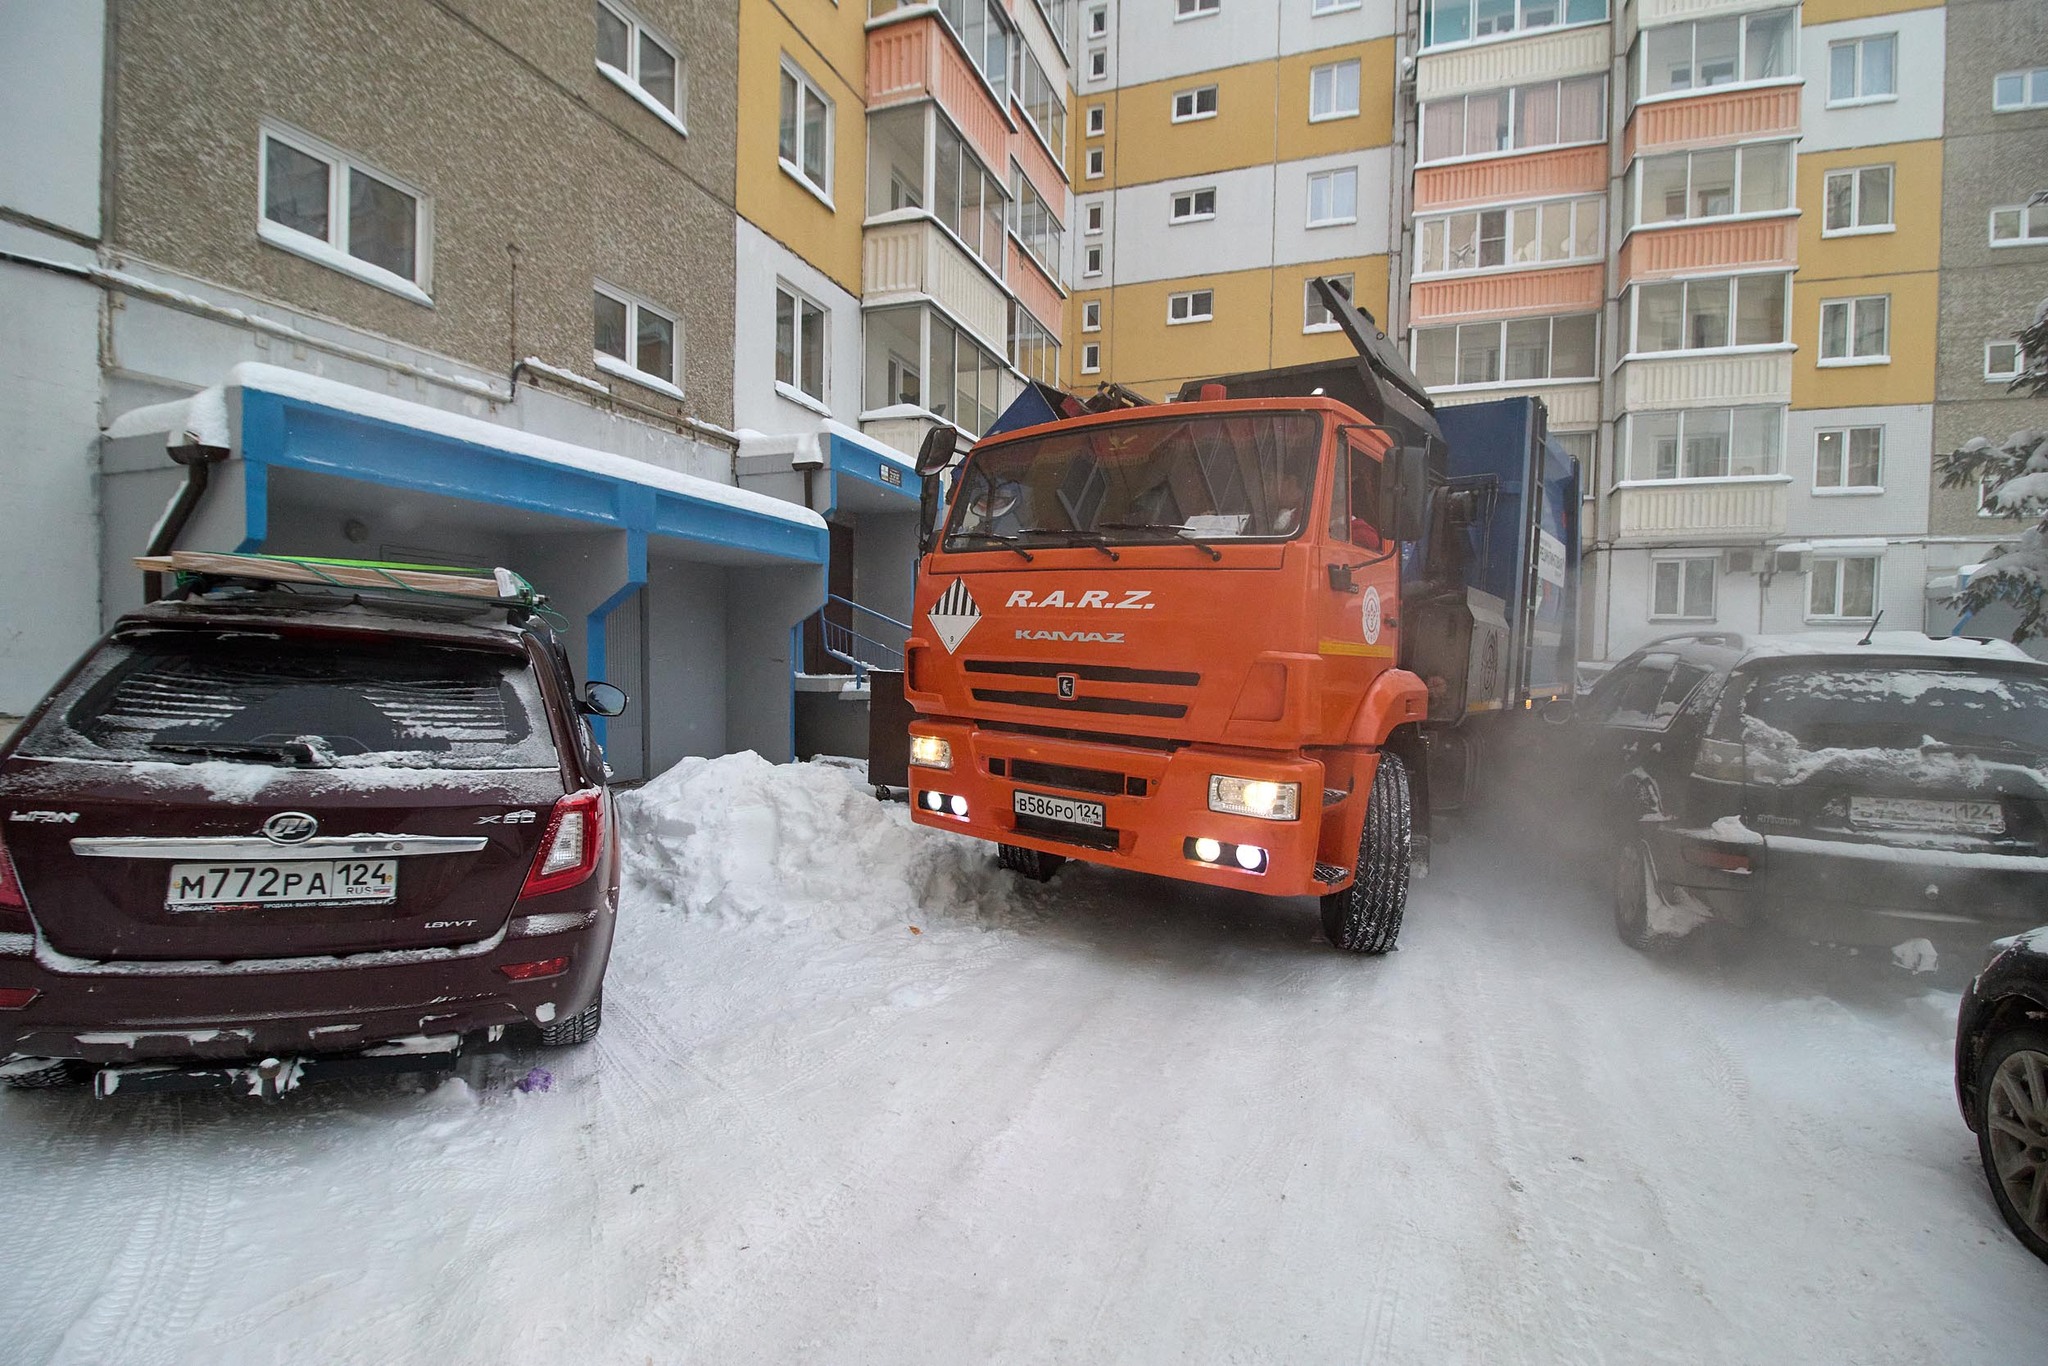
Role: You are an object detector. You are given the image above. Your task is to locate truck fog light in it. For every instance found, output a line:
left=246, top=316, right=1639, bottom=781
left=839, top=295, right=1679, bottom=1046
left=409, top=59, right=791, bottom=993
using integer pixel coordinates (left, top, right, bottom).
left=909, top=735, right=953, bottom=770
left=948, top=794, right=969, bottom=817
left=1234, top=844, right=1267, bottom=872
left=1208, top=775, right=1300, bottom=821
left=923, top=791, right=945, bottom=812
left=1193, top=837, right=1222, bottom=863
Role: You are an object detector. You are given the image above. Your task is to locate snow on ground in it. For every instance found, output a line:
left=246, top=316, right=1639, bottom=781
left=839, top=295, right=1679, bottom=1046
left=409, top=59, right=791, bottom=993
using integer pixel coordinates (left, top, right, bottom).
left=1, top=753, right=2043, bottom=1365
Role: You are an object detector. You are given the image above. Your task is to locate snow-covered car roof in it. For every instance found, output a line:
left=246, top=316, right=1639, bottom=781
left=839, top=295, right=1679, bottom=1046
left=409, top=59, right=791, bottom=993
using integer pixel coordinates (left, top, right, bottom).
left=1734, top=632, right=2040, bottom=666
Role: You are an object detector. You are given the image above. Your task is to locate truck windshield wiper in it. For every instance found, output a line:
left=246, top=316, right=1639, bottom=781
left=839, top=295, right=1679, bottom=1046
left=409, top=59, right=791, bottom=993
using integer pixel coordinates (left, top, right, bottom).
left=148, top=739, right=329, bottom=768
left=1096, top=522, right=1224, bottom=562
left=944, top=532, right=1034, bottom=562
left=1012, top=527, right=1121, bottom=561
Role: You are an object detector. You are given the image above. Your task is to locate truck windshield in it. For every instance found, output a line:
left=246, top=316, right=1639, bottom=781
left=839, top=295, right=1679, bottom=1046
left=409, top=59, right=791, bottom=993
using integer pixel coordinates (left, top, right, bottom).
left=943, top=412, right=1322, bottom=550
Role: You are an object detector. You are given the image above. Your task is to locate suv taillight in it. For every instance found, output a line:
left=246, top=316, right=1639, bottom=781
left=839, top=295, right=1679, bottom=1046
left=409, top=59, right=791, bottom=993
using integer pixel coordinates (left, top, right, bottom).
left=0, top=830, right=33, bottom=935
left=520, top=789, right=604, bottom=899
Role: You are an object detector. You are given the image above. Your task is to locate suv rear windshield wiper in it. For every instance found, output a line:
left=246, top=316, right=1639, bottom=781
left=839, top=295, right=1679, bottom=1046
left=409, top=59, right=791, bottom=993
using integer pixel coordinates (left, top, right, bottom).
left=1011, top=527, right=1121, bottom=561
left=1096, top=522, right=1224, bottom=562
left=944, top=532, right=1034, bottom=562
left=148, top=739, right=330, bottom=768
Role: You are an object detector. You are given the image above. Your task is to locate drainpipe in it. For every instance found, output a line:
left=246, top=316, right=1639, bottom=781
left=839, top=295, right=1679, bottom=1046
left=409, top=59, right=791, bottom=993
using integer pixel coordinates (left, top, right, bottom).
left=141, top=441, right=231, bottom=601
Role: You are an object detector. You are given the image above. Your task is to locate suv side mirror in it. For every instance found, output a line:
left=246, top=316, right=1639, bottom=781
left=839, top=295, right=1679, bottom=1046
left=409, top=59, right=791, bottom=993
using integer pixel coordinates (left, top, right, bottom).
left=1540, top=696, right=1575, bottom=726
left=1389, top=444, right=1430, bottom=544
left=580, top=681, right=628, bottom=717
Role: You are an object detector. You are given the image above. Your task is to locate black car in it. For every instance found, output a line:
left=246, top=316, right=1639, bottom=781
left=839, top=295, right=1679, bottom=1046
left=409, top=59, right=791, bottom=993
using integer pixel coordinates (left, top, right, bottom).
left=1956, top=929, right=2048, bottom=1264
left=0, top=554, right=627, bottom=1098
left=1557, top=631, right=2048, bottom=955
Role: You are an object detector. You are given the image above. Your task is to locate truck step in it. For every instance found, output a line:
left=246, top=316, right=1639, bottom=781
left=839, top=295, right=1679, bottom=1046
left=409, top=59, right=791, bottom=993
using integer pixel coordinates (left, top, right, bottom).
left=1314, top=862, right=1350, bottom=885
left=1322, top=788, right=1349, bottom=806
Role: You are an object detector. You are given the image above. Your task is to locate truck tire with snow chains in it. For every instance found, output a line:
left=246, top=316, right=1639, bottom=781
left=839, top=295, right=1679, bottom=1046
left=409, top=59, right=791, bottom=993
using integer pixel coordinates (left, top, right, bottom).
left=536, top=987, right=603, bottom=1047
left=1321, top=751, right=1411, bottom=954
left=998, top=843, right=1066, bottom=882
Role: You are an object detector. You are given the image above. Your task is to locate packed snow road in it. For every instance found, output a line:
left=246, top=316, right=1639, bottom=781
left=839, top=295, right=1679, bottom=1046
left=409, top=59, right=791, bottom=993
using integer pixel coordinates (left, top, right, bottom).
left=0, top=754, right=2041, bottom=1365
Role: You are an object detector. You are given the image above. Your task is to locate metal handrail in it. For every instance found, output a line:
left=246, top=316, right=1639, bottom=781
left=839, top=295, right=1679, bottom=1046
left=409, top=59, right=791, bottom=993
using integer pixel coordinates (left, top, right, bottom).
left=829, top=594, right=910, bottom=633
left=807, top=594, right=908, bottom=681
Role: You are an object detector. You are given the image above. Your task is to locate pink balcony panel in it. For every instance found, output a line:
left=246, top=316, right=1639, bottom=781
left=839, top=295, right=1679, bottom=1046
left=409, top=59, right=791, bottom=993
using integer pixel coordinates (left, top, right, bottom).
left=1410, top=265, right=1605, bottom=324
left=1413, top=146, right=1608, bottom=214
left=1627, top=86, right=1801, bottom=158
left=867, top=16, right=1012, bottom=174
left=1010, top=247, right=1064, bottom=337
left=1618, top=217, right=1796, bottom=284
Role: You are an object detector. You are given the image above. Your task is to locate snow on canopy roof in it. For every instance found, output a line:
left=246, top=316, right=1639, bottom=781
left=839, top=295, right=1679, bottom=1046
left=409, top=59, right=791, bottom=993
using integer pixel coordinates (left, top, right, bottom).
left=202, top=363, right=826, bottom=531
left=1737, top=631, right=2039, bottom=666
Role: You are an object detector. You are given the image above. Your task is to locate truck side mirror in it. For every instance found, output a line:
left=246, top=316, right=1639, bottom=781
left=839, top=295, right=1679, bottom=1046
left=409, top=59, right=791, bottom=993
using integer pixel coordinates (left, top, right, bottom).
left=915, top=426, right=961, bottom=558
left=1389, top=444, right=1430, bottom=545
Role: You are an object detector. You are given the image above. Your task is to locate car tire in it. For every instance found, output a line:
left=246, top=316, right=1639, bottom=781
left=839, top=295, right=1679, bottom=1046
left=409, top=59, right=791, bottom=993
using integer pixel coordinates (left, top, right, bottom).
left=1612, top=840, right=1690, bottom=954
left=536, top=986, right=603, bottom=1048
left=1321, top=751, right=1411, bottom=955
left=998, top=843, right=1066, bottom=883
left=1974, top=1026, right=2048, bottom=1264
left=0, top=1059, right=88, bottom=1090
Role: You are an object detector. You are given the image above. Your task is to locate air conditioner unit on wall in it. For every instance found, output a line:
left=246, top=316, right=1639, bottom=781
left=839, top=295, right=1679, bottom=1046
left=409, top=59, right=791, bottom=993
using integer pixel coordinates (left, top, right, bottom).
left=1723, top=547, right=1762, bottom=575
left=1775, top=549, right=1812, bottom=576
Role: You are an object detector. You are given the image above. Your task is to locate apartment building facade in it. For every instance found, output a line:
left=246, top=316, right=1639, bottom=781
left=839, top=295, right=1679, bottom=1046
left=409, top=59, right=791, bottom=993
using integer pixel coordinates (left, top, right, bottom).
left=1064, top=0, right=1402, bottom=400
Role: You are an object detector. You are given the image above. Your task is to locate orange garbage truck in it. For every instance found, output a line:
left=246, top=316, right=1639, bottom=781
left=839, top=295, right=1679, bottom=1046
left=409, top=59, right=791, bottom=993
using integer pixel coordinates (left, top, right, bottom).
left=898, top=281, right=1579, bottom=952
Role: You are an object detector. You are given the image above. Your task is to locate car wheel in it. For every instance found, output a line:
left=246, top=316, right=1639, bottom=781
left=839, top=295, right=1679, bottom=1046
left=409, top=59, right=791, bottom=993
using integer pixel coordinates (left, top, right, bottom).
left=536, top=986, right=603, bottom=1048
left=1321, top=751, right=1411, bottom=955
left=0, top=1059, right=88, bottom=1090
left=1611, top=840, right=1695, bottom=954
left=997, top=843, right=1066, bottom=883
left=1975, top=1026, right=2048, bottom=1264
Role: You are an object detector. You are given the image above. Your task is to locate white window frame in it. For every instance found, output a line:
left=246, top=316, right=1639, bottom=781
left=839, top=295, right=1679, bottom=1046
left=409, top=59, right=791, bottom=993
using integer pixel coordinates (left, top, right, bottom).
left=1085, top=146, right=1105, bottom=179
left=778, top=58, right=835, bottom=206
left=1422, top=0, right=1610, bottom=54
left=257, top=124, right=433, bottom=305
left=1169, top=186, right=1218, bottom=224
left=1630, top=142, right=1794, bottom=232
left=1304, top=274, right=1354, bottom=333
left=1087, top=6, right=1109, bottom=38
left=1415, top=195, right=1604, bottom=277
left=595, top=1, right=687, bottom=138
left=1620, top=405, right=1786, bottom=483
left=1306, top=168, right=1360, bottom=228
left=1081, top=341, right=1101, bottom=373
left=774, top=282, right=829, bottom=412
left=1806, top=553, right=1881, bottom=622
left=1083, top=243, right=1104, bottom=276
left=1172, top=85, right=1220, bottom=123
left=1314, top=0, right=1365, bottom=14
left=1418, top=75, right=1609, bottom=164
left=1175, top=0, right=1220, bottom=19
left=1821, top=164, right=1895, bottom=237
left=1986, top=341, right=2023, bottom=382
left=1081, top=300, right=1101, bottom=332
left=1413, top=313, right=1602, bottom=389
left=1087, top=49, right=1107, bottom=82
left=1635, top=9, right=1800, bottom=105
left=1812, top=425, right=1884, bottom=494
left=1084, top=202, right=1104, bottom=234
left=1826, top=34, right=1897, bottom=108
left=1994, top=67, right=2048, bottom=112
left=1310, top=59, right=1362, bottom=122
left=1167, top=288, right=1215, bottom=325
left=1086, top=105, right=1106, bottom=136
left=1626, top=272, right=1790, bottom=358
left=1989, top=203, right=2048, bottom=247
left=1817, top=294, right=1889, bottom=367
left=1650, top=555, right=1719, bottom=621
left=593, top=281, right=683, bottom=398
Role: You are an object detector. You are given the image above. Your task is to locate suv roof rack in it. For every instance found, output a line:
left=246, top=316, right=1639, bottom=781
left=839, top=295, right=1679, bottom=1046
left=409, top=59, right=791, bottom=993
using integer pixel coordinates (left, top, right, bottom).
left=135, top=551, right=546, bottom=611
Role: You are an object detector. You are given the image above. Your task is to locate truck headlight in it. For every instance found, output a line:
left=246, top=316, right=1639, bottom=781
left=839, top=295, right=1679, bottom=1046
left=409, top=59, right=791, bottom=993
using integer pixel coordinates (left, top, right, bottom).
left=1207, top=775, right=1299, bottom=821
left=908, top=735, right=953, bottom=770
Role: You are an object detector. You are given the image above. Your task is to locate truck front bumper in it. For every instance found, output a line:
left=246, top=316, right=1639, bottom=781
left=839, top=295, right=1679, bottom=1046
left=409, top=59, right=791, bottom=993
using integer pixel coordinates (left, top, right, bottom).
left=906, top=721, right=1337, bottom=898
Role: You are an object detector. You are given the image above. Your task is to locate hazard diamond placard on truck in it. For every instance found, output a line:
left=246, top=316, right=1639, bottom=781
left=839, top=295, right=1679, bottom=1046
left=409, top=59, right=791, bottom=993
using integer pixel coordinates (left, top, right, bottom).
left=928, top=578, right=981, bottom=653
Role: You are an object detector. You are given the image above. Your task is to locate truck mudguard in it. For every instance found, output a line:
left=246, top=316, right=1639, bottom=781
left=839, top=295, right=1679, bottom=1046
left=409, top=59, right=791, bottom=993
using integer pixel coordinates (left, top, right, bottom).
left=1345, top=668, right=1429, bottom=749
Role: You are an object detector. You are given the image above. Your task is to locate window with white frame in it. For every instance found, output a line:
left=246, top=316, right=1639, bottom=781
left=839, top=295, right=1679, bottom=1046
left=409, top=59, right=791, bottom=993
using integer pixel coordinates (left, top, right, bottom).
left=1307, top=168, right=1359, bottom=227
left=1314, top=0, right=1365, bottom=14
left=861, top=303, right=1003, bottom=434
left=1083, top=243, right=1104, bottom=275
left=933, top=117, right=1007, bottom=272
left=1995, top=67, right=2048, bottom=111
left=1822, top=165, right=1894, bottom=234
left=779, top=59, right=833, bottom=200
left=1819, top=295, right=1889, bottom=364
left=1420, top=75, right=1606, bottom=162
left=259, top=126, right=430, bottom=301
left=1169, top=187, right=1217, bottom=223
left=1086, top=105, right=1105, bottom=136
left=1986, top=341, right=2024, bottom=381
left=1085, top=146, right=1105, bottom=178
left=1814, top=425, right=1882, bottom=490
left=1168, top=289, right=1215, bottom=324
left=1011, top=305, right=1060, bottom=387
left=1630, top=143, right=1791, bottom=227
left=1304, top=274, right=1355, bottom=332
left=1176, top=0, right=1220, bottom=17
left=1651, top=557, right=1718, bottom=620
left=1412, top=313, right=1599, bottom=387
left=1081, top=341, right=1101, bottom=373
left=1088, top=49, right=1107, bottom=81
left=1310, top=60, right=1362, bottom=121
left=1012, top=169, right=1062, bottom=278
left=775, top=284, right=827, bottom=404
left=593, top=284, right=679, bottom=392
left=1084, top=201, right=1104, bottom=233
left=1082, top=300, right=1101, bottom=331
left=1990, top=203, right=2048, bottom=246
left=1827, top=34, right=1897, bottom=105
left=1423, top=0, right=1607, bottom=50
left=1808, top=554, right=1879, bottom=620
left=1636, top=9, right=1796, bottom=100
left=1172, top=85, right=1219, bottom=122
left=1416, top=196, right=1602, bottom=275
left=595, top=2, right=685, bottom=132
left=1016, top=42, right=1066, bottom=150
left=1624, top=406, right=1783, bottom=481
left=1087, top=5, right=1108, bottom=38
left=1631, top=274, right=1788, bottom=353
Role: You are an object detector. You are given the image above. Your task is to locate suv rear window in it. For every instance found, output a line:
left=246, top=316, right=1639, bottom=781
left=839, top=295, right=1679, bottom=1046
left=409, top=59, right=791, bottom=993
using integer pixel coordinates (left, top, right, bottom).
left=18, top=632, right=560, bottom=771
left=1722, top=663, right=2048, bottom=766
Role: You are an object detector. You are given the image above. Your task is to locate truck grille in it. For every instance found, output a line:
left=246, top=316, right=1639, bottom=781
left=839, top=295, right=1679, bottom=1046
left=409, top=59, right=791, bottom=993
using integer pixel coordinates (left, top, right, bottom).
left=964, top=660, right=1201, bottom=687
left=1001, top=758, right=1142, bottom=797
left=964, top=658, right=1199, bottom=721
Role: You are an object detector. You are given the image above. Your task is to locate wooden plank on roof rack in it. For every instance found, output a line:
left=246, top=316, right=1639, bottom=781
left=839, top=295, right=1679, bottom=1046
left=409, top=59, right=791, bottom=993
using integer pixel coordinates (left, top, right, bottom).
left=134, top=552, right=513, bottom=600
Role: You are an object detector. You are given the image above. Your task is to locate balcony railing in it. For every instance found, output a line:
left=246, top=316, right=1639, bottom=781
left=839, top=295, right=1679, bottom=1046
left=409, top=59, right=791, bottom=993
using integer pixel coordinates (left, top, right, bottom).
left=1611, top=479, right=1787, bottom=541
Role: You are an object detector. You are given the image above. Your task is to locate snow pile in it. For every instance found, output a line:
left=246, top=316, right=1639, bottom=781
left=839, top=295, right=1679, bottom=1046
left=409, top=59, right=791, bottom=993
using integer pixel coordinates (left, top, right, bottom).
left=617, top=753, right=1025, bottom=936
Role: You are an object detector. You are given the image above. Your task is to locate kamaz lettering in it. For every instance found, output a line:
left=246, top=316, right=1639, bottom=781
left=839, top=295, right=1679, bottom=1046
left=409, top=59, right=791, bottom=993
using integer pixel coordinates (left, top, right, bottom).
left=1014, top=629, right=1125, bottom=643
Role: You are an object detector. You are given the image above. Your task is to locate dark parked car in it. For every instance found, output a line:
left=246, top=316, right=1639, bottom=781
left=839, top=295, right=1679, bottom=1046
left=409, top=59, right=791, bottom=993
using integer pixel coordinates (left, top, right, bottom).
left=1556, top=631, right=2048, bottom=955
left=1956, top=928, right=2048, bottom=1264
left=0, top=558, right=624, bottom=1097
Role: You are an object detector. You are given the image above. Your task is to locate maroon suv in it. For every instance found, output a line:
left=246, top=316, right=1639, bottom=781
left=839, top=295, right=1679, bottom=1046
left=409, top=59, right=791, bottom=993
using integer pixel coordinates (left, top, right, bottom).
left=0, top=583, right=620, bottom=1097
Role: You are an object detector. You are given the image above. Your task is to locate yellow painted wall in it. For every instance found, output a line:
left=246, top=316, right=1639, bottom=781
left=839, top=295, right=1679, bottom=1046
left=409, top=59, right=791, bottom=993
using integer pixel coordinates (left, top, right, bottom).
left=1790, top=271, right=1940, bottom=409
left=1795, top=139, right=1942, bottom=285
left=736, top=0, right=866, bottom=294
left=1800, top=0, right=1944, bottom=25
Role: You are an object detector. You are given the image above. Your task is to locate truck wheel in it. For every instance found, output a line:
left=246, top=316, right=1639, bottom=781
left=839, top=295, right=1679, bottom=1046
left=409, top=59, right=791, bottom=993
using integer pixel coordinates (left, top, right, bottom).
left=536, top=987, right=603, bottom=1047
left=998, top=843, right=1066, bottom=883
left=1321, top=752, right=1412, bottom=954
